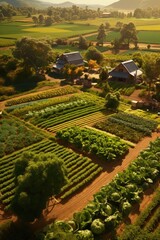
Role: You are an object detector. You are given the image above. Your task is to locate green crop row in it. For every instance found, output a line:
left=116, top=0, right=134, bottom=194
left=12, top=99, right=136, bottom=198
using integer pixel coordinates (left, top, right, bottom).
left=6, top=86, right=78, bottom=106
left=0, top=138, right=101, bottom=208
left=94, top=119, right=144, bottom=143
left=56, top=126, right=129, bottom=161
left=38, top=105, right=104, bottom=129
left=31, top=101, right=95, bottom=126
left=61, top=168, right=102, bottom=200
left=119, top=189, right=160, bottom=240
left=26, top=100, right=91, bottom=120
left=6, top=94, right=79, bottom=117
left=111, top=112, right=157, bottom=131
left=108, top=112, right=158, bottom=136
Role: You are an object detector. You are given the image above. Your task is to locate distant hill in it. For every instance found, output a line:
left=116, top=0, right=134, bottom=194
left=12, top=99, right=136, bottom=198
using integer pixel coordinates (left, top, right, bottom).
left=107, top=0, right=160, bottom=10
left=0, top=0, right=104, bottom=9
left=0, top=0, right=48, bottom=8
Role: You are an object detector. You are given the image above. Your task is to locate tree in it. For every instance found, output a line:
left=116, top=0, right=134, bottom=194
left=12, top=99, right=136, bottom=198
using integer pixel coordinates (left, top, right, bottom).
left=85, top=46, right=103, bottom=64
left=32, top=16, right=38, bottom=25
left=120, top=22, right=138, bottom=48
left=88, top=59, right=99, bottom=72
left=62, top=64, right=84, bottom=83
left=38, top=14, right=44, bottom=25
left=13, top=37, right=53, bottom=74
left=99, top=67, right=109, bottom=85
left=112, top=38, right=121, bottom=54
left=79, top=35, right=88, bottom=49
left=105, top=92, right=120, bottom=110
left=0, top=12, right=5, bottom=22
left=97, top=24, right=106, bottom=46
left=115, top=21, right=123, bottom=30
left=10, top=152, right=67, bottom=222
left=105, top=22, right=110, bottom=30
left=45, top=16, right=53, bottom=26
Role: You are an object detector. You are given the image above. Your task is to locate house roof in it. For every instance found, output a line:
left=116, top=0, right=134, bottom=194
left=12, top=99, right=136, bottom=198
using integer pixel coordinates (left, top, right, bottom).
left=63, top=52, right=84, bottom=66
left=53, top=52, right=84, bottom=70
left=109, top=60, right=142, bottom=78
left=121, top=60, right=142, bottom=77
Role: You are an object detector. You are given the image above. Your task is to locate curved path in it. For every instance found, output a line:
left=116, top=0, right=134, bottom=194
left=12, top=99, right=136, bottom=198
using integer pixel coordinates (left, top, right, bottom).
left=32, top=131, right=160, bottom=230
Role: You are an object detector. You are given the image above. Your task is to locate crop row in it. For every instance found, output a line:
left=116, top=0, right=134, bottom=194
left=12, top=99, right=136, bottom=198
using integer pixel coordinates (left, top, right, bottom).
left=26, top=99, right=91, bottom=120
left=120, top=189, right=160, bottom=239
left=49, top=137, right=160, bottom=239
left=56, top=126, right=129, bottom=161
left=7, top=94, right=78, bottom=117
left=37, top=105, right=103, bottom=129
left=0, top=139, right=102, bottom=208
left=94, top=119, right=144, bottom=143
left=48, top=111, right=107, bottom=133
left=6, top=86, right=78, bottom=106
left=61, top=168, right=102, bottom=200
left=31, top=101, right=95, bottom=126
left=109, top=112, right=158, bottom=136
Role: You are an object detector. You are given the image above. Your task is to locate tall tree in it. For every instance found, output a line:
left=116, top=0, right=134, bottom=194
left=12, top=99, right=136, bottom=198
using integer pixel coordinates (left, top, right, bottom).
left=79, top=35, right=88, bottom=49
left=97, top=24, right=106, bottom=46
left=13, top=37, right=53, bottom=74
left=120, top=22, right=138, bottom=48
left=38, top=14, right=44, bottom=25
left=10, top=152, right=67, bottom=222
left=32, top=16, right=38, bottom=25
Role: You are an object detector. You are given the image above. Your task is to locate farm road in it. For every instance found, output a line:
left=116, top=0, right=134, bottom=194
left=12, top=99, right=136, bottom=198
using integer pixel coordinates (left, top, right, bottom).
left=33, top=131, right=160, bottom=229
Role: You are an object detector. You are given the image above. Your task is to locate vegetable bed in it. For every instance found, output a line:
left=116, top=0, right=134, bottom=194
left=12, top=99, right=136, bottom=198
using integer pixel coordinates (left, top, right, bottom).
left=56, top=126, right=129, bottom=161
left=0, top=139, right=102, bottom=209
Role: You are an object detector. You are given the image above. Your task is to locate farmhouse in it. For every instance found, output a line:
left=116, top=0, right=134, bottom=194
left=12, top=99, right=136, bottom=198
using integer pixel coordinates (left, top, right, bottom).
left=109, top=60, right=142, bottom=82
left=101, top=12, right=111, bottom=18
left=53, top=51, right=84, bottom=72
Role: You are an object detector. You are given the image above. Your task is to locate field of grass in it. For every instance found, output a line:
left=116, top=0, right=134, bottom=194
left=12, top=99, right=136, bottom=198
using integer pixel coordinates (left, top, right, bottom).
left=0, top=21, right=97, bottom=40
left=86, top=30, right=160, bottom=44
left=75, top=17, right=160, bottom=28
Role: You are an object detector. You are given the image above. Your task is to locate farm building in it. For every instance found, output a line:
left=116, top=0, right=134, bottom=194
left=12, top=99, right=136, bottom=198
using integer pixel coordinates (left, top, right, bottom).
left=53, top=52, right=84, bottom=72
left=109, top=60, right=142, bottom=82
left=101, top=12, right=111, bottom=18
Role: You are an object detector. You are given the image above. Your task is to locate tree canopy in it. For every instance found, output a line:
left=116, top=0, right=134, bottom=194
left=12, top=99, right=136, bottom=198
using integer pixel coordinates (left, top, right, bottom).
left=97, top=24, right=106, bottom=46
left=120, top=22, right=138, bottom=48
left=10, top=152, right=67, bottom=222
left=85, top=46, right=104, bottom=64
left=13, top=37, right=53, bottom=73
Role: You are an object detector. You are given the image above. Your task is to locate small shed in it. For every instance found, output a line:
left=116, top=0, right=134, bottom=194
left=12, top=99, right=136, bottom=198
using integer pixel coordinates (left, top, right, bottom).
left=53, top=52, right=84, bottom=72
left=109, top=60, right=142, bottom=82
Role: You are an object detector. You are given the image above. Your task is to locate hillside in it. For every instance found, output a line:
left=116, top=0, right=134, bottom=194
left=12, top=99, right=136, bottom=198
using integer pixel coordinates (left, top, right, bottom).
left=0, top=0, right=49, bottom=8
left=0, top=0, right=104, bottom=9
left=107, top=0, right=160, bottom=10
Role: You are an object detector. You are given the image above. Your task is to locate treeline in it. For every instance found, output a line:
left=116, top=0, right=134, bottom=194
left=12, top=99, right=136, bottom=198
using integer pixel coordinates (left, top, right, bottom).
left=0, top=4, right=133, bottom=23
left=134, top=8, right=160, bottom=18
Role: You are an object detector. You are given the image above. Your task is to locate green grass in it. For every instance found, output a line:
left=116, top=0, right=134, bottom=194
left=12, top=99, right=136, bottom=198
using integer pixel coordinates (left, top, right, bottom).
left=86, top=30, right=160, bottom=44
left=75, top=17, right=160, bottom=28
left=0, top=21, right=97, bottom=40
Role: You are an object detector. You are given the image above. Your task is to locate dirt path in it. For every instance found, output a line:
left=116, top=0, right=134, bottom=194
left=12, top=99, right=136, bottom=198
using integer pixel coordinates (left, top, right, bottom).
left=31, top=131, right=160, bottom=230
